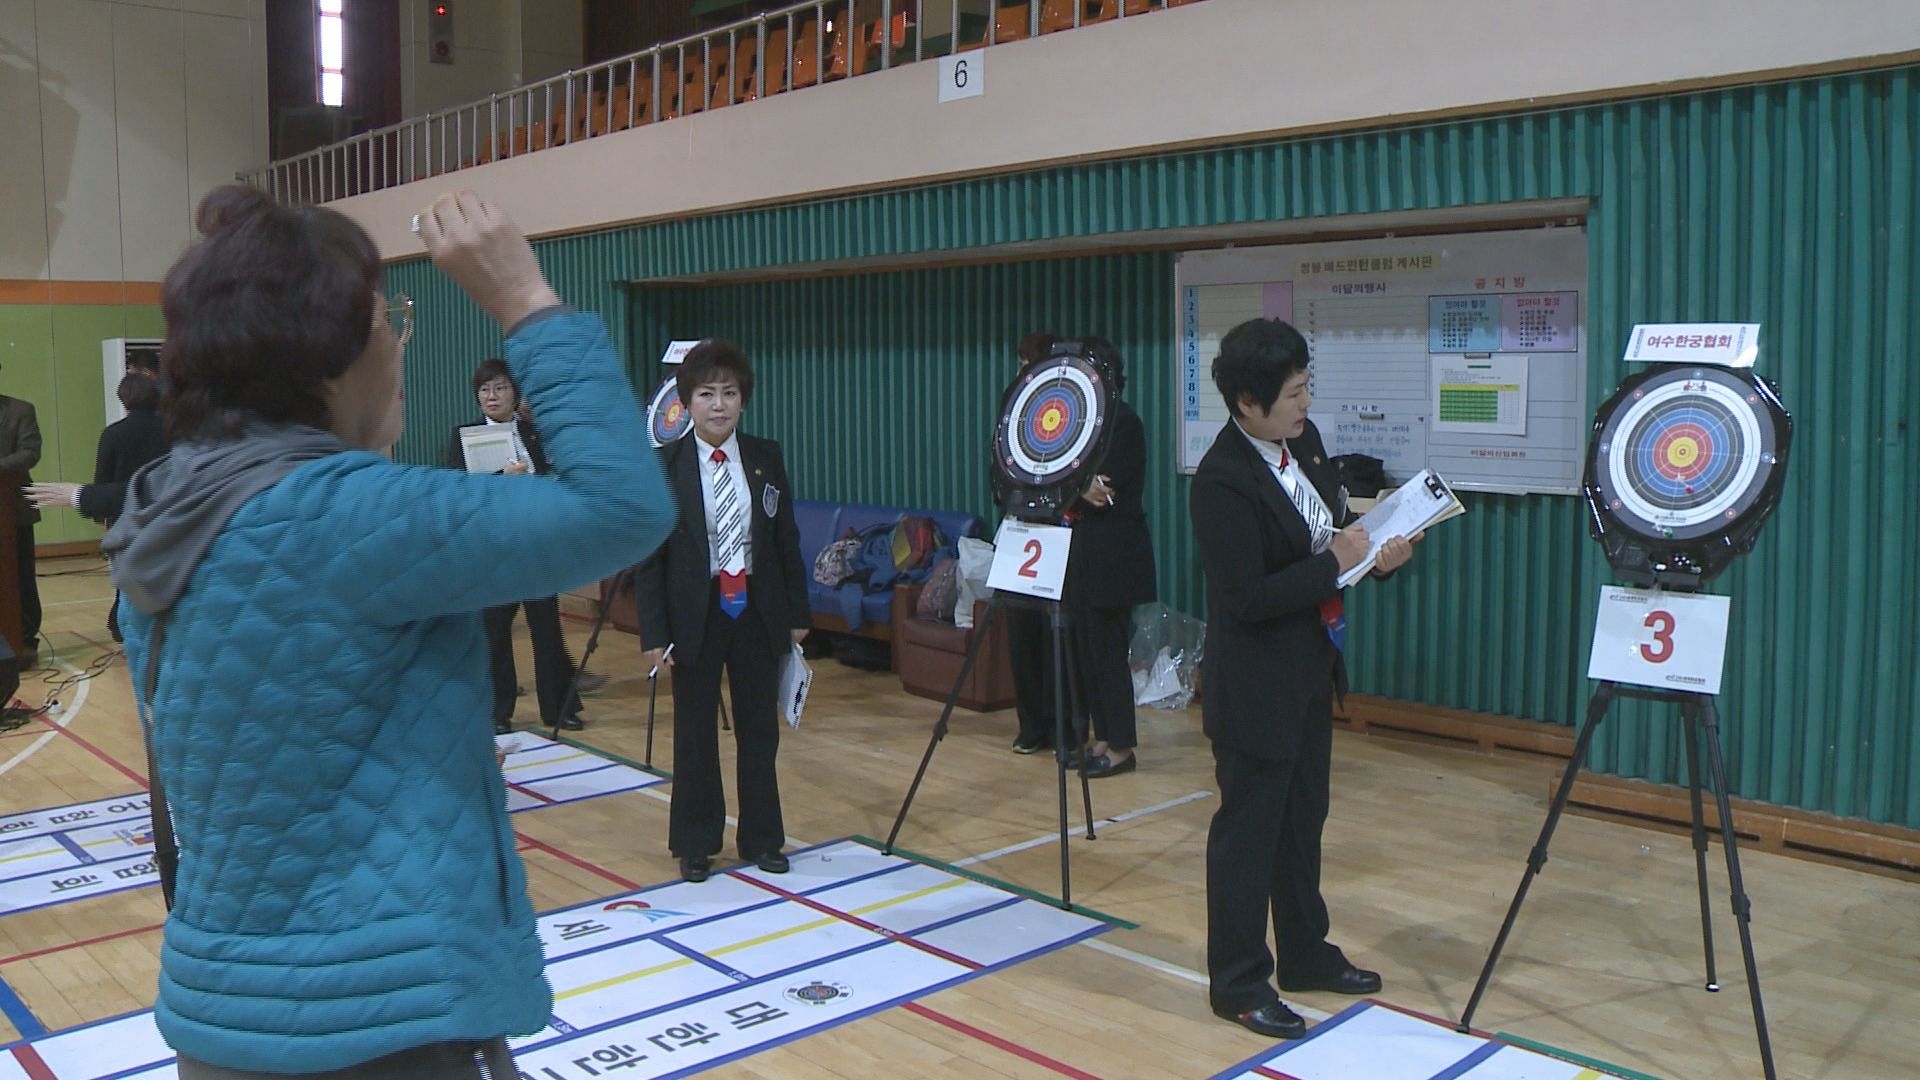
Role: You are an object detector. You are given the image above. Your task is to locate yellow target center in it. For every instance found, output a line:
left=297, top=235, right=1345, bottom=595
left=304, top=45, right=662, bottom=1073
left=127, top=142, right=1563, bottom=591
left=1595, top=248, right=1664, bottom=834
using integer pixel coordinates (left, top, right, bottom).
left=1666, top=437, right=1698, bottom=467
left=1040, top=406, right=1064, bottom=435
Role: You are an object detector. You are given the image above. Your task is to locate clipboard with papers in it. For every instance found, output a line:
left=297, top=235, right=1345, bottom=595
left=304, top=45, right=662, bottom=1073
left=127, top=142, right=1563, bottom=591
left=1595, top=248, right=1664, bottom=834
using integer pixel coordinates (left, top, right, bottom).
left=1337, top=469, right=1466, bottom=587
left=458, top=424, right=518, bottom=474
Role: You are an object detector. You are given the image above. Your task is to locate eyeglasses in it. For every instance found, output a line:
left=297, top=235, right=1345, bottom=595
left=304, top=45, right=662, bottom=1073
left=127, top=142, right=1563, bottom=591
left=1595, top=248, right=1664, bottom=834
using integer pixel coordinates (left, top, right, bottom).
left=385, top=293, right=414, bottom=348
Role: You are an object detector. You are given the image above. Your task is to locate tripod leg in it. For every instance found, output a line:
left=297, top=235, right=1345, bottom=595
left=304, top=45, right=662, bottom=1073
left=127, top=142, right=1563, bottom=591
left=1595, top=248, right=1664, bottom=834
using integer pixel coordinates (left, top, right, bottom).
left=1699, top=697, right=1778, bottom=1080
left=1460, top=682, right=1615, bottom=1032
left=644, top=674, right=658, bottom=768
left=1681, top=698, right=1719, bottom=991
left=884, top=594, right=1004, bottom=855
left=1058, top=610, right=1097, bottom=841
left=555, top=572, right=624, bottom=736
left=1049, top=603, right=1074, bottom=909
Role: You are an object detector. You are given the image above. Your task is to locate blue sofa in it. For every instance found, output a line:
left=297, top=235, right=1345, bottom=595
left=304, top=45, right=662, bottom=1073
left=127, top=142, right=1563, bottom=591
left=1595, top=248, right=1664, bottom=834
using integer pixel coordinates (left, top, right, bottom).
left=794, top=499, right=987, bottom=639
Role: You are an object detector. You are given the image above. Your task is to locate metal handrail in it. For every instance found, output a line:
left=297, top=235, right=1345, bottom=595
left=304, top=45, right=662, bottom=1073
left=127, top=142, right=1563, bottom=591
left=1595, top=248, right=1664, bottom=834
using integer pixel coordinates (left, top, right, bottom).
left=241, top=0, right=1169, bottom=204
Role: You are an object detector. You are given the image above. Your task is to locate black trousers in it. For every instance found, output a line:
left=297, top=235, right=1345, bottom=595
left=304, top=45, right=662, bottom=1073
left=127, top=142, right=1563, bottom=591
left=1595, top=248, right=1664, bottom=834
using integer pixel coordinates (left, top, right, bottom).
left=15, top=522, right=39, bottom=649
left=1007, top=605, right=1058, bottom=745
left=177, top=1039, right=513, bottom=1079
left=1068, top=605, right=1137, bottom=751
left=670, top=581, right=785, bottom=860
left=484, top=596, right=580, bottom=726
left=1205, top=686, right=1346, bottom=1013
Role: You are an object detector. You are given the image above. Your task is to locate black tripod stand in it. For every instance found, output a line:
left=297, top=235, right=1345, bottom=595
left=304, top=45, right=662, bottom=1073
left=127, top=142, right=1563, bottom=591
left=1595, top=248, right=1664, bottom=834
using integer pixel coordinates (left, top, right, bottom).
left=548, top=568, right=633, bottom=742
left=884, top=587, right=1097, bottom=910
left=1459, top=680, right=1776, bottom=1080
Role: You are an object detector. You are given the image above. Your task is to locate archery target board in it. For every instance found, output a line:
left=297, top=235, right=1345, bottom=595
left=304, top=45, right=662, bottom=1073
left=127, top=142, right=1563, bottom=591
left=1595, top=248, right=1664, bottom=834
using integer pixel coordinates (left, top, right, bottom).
left=647, top=375, right=692, bottom=448
left=1589, top=365, right=1786, bottom=542
left=995, top=355, right=1111, bottom=488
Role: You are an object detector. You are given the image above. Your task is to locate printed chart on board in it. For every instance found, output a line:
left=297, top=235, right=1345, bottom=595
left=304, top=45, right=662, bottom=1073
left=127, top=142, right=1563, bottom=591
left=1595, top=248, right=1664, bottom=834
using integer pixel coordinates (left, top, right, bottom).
left=1176, top=228, right=1588, bottom=494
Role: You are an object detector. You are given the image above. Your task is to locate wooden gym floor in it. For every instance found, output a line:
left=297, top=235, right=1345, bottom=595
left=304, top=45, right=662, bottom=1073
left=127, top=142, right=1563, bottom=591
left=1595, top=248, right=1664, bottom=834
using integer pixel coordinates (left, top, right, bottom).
left=3, top=556, right=1916, bottom=1079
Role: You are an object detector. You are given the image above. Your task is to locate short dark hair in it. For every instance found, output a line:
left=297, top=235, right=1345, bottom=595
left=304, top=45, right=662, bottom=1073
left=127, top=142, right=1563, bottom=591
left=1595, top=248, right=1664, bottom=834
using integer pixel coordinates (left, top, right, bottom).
left=676, top=339, right=754, bottom=406
left=117, top=372, right=159, bottom=413
left=160, top=184, right=381, bottom=442
left=1081, top=335, right=1126, bottom=395
left=471, top=358, right=517, bottom=396
left=1017, top=332, right=1060, bottom=368
left=1213, top=318, right=1311, bottom=419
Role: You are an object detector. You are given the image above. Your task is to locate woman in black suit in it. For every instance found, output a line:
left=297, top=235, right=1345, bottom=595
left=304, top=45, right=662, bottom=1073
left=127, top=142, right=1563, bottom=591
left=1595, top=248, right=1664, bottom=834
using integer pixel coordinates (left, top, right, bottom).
left=444, top=358, right=585, bottom=734
left=1065, top=337, right=1155, bottom=777
left=635, top=339, right=810, bottom=884
left=1191, top=318, right=1417, bottom=1040
left=24, top=372, right=168, bottom=641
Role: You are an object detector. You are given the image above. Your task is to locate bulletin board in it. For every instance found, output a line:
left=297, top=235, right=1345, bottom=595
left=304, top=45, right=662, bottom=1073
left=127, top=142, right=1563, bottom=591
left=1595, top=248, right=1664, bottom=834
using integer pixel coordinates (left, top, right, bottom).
left=1175, top=227, right=1589, bottom=495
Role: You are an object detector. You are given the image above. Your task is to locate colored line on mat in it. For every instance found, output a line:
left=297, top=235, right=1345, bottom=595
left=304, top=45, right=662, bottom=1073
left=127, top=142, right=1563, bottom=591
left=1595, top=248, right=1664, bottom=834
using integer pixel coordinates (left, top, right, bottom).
left=902, top=1001, right=1103, bottom=1080
left=0, top=974, right=47, bottom=1039
left=9, top=1044, right=58, bottom=1080
left=30, top=714, right=147, bottom=788
left=514, top=832, right=641, bottom=891
left=849, top=834, right=1136, bottom=929
left=1495, top=1031, right=1654, bottom=1080
left=0, top=923, right=164, bottom=968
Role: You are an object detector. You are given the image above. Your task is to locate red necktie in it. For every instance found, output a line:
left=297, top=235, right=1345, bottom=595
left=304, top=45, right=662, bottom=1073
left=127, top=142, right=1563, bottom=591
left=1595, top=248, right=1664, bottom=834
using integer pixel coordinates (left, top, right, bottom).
left=711, top=448, right=748, bottom=619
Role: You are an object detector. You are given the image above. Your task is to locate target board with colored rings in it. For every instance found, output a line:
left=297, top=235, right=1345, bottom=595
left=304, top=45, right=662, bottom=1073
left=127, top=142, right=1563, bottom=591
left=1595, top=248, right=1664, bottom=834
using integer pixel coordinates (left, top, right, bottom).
left=994, top=354, right=1112, bottom=489
left=1587, top=364, right=1788, bottom=543
left=647, top=375, right=691, bottom=448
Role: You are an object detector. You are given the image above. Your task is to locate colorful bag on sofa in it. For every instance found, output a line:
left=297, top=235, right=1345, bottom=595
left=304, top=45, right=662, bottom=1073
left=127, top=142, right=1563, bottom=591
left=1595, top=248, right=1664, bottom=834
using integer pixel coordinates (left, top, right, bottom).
left=916, top=556, right=960, bottom=623
left=890, top=515, right=943, bottom=574
left=812, top=532, right=862, bottom=587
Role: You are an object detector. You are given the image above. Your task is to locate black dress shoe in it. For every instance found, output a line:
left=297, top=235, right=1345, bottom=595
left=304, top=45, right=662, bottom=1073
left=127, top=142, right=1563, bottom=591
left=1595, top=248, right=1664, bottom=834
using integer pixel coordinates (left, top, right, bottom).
left=1080, top=752, right=1137, bottom=779
left=679, top=855, right=712, bottom=883
left=494, top=719, right=512, bottom=735
left=1010, top=735, right=1052, bottom=755
left=749, top=851, right=790, bottom=874
left=1212, top=1001, right=1306, bottom=1040
left=554, top=713, right=586, bottom=732
left=1280, top=964, right=1382, bottom=995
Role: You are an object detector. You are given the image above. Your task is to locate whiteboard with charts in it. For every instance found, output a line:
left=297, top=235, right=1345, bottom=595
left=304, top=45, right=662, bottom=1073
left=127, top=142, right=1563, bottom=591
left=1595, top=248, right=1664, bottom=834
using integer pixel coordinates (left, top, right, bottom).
left=1175, top=228, right=1589, bottom=495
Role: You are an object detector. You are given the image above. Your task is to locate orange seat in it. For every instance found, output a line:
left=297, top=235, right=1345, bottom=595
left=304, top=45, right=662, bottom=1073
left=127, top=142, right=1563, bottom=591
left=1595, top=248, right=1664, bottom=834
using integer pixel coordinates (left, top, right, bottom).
left=1040, top=0, right=1078, bottom=33
left=992, top=4, right=1032, bottom=43
left=761, top=26, right=790, bottom=94
left=792, top=19, right=821, bottom=88
left=730, top=35, right=758, bottom=101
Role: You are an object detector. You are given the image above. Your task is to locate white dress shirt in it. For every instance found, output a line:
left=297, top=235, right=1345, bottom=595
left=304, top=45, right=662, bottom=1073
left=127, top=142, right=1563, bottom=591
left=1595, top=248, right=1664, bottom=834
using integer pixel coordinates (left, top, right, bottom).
left=1236, top=420, right=1336, bottom=555
left=693, top=430, right=753, bottom=576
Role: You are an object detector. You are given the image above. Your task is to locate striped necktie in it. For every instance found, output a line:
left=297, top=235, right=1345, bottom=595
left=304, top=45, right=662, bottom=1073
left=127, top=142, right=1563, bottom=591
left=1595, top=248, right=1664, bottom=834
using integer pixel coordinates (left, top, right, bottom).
left=1278, top=442, right=1346, bottom=652
left=711, top=448, right=748, bottom=619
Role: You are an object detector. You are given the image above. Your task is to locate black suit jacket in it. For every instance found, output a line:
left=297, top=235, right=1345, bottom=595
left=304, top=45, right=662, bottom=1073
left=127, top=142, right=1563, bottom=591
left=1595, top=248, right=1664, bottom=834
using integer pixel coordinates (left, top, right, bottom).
left=1190, top=418, right=1352, bottom=761
left=78, top=408, right=167, bottom=524
left=634, top=432, right=809, bottom=667
left=444, top=416, right=552, bottom=475
left=1062, top=400, right=1157, bottom=611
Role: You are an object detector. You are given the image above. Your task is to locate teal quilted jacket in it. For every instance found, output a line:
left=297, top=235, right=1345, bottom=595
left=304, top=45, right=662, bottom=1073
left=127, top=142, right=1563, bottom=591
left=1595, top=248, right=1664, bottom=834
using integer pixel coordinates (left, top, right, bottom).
left=115, top=310, right=674, bottom=1072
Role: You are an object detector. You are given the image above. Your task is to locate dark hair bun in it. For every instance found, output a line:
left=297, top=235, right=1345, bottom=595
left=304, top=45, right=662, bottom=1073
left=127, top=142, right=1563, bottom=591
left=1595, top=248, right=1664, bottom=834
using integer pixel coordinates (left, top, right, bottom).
left=195, top=184, right=277, bottom=237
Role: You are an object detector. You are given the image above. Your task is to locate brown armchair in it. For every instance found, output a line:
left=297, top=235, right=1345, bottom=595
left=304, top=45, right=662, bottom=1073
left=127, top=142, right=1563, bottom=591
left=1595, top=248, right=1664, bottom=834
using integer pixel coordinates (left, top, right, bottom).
left=891, top=584, right=1017, bottom=712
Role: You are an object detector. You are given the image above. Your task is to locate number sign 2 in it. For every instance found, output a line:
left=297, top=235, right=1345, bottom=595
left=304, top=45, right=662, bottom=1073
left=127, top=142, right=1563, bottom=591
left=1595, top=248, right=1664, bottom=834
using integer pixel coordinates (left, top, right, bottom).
left=1588, top=586, right=1731, bottom=695
left=987, top=518, right=1072, bottom=600
left=939, top=53, right=984, bottom=102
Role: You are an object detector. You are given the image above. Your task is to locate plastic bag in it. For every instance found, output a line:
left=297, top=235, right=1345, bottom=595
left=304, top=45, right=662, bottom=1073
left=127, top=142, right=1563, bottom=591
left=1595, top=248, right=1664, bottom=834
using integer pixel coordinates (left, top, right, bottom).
left=953, top=536, right=995, bottom=630
left=1129, top=603, right=1206, bottom=708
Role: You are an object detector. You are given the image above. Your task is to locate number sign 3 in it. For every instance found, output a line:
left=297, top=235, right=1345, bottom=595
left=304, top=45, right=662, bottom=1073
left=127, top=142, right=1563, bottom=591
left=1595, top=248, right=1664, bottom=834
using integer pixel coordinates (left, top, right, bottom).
left=1588, top=586, right=1731, bottom=695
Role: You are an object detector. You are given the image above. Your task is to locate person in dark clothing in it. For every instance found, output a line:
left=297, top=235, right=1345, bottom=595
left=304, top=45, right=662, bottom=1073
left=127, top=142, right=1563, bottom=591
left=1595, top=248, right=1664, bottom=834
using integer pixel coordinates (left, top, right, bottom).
left=25, top=372, right=169, bottom=641
left=444, top=358, right=586, bottom=734
left=1002, top=331, right=1063, bottom=757
left=1063, top=336, right=1155, bottom=778
left=1, top=371, right=42, bottom=662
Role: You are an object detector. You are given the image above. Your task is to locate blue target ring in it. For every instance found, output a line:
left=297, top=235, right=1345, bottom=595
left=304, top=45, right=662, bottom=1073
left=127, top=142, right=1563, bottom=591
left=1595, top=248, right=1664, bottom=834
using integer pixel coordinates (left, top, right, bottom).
left=1024, top=387, right=1084, bottom=458
left=648, top=376, right=691, bottom=448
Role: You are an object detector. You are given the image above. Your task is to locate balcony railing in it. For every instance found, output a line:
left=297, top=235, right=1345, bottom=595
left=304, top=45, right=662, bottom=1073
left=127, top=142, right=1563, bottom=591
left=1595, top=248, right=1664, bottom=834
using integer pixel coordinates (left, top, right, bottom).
left=240, top=0, right=1187, bottom=205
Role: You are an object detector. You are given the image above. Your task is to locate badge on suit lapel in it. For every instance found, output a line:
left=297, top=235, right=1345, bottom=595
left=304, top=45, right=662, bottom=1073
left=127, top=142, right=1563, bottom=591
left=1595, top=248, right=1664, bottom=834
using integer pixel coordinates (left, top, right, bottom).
left=762, top=483, right=781, bottom=518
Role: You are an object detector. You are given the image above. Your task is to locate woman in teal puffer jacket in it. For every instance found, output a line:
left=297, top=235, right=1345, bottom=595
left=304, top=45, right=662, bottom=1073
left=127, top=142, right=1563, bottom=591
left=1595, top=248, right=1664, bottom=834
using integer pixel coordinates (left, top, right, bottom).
left=107, top=187, right=674, bottom=1078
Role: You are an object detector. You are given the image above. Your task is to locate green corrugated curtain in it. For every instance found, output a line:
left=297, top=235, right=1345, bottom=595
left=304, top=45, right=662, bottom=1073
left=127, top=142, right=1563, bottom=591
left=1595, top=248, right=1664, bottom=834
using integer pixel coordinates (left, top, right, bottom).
left=388, top=65, right=1920, bottom=827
